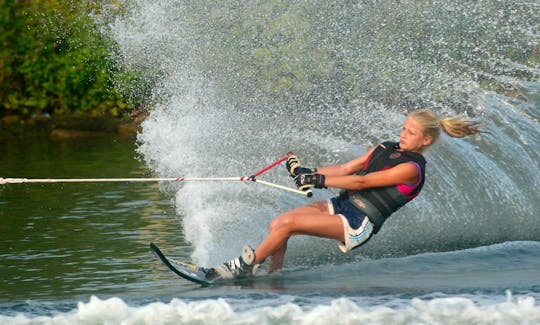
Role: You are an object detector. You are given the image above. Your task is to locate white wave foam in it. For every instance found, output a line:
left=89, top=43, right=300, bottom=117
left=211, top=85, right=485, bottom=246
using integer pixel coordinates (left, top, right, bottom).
left=3, top=293, right=538, bottom=325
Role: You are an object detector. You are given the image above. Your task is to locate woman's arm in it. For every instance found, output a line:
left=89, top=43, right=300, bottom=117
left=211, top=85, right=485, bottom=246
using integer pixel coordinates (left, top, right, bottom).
left=316, top=146, right=378, bottom=177
left=323, top=161, right=419, bottom=190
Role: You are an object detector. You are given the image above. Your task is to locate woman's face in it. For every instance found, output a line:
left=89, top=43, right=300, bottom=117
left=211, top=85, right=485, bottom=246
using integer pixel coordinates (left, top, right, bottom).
left=399, top=117, right=432, bottom=152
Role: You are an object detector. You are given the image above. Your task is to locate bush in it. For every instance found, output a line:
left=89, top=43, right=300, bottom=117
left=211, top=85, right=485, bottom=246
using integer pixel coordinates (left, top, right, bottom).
left=0, top=0, right=149, bottom=117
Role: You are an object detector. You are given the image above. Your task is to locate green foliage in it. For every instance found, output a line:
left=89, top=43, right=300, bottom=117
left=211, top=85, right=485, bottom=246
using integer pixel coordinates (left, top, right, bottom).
left=0, top=0, right=149, bottom=116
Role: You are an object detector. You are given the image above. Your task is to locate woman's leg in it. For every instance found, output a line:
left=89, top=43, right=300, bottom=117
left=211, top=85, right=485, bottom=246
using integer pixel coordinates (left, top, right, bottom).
left=254, top=201, right=344, bottom=271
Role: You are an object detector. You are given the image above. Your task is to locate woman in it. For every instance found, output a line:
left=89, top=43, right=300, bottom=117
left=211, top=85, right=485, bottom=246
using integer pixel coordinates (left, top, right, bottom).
left=212, top=109, right=483, bottom=280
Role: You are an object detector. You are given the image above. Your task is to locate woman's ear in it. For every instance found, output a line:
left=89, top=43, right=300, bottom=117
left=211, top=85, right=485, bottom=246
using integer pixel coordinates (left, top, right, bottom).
left=423, top=135, right=433, bottom=146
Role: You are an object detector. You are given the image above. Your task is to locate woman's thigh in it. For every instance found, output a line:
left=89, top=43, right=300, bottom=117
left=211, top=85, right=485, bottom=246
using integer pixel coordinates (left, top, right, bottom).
left=284, top=201, right=330, bottom=215
left=276, top=201, right=344, bottom=241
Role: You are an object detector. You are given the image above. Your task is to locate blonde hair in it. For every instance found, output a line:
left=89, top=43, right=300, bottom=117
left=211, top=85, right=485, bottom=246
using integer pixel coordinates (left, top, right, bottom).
left=409, top=109, right=483, bottom=145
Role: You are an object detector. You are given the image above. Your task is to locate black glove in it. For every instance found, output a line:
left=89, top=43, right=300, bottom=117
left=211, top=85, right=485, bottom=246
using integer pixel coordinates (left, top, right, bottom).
left=294, top=173, right=326, bottom=191
left=285, top=155, right=317, bottom=177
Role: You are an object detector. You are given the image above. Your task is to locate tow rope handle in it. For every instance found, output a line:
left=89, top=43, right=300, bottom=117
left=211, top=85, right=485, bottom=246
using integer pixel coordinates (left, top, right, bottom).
left=246, top=151, right=295, bottom=180
left=245, top=151, right=313, bottom=197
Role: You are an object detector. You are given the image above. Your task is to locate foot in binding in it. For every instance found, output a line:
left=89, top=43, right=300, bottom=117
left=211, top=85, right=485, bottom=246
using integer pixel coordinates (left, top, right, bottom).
left=209, top=245, right=256, bottom=280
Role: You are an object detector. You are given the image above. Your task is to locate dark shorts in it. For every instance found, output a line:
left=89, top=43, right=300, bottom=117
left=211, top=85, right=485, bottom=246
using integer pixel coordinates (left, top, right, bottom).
left=329, top=195, right=367, bottom=229
left=328, top=195, right=374, bottom=253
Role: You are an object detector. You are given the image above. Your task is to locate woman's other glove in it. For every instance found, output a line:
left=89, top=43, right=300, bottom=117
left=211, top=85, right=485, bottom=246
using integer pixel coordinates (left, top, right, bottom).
left=285, top=155, right=317, bottom=177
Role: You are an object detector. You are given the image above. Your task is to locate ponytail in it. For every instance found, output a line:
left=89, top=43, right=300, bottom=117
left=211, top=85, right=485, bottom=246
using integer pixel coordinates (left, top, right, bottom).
left=439, top=117, right=483, bottom=138
left=409, top=109, right=483, bottom=146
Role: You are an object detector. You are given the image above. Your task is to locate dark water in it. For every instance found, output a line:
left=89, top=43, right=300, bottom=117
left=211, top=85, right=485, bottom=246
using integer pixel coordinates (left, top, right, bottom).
left=0, top=138, right=184, bottom=304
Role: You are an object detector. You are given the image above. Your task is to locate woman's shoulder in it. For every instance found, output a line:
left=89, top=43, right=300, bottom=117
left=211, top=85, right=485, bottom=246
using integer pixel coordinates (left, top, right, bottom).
left=379, top=141, right=398, bottom=148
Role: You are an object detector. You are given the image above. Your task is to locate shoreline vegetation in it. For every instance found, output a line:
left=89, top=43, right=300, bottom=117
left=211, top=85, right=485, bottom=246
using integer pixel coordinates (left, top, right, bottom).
left=0, top=110, right=147, bottom=140
left=1, top=1, right=152, bottom=132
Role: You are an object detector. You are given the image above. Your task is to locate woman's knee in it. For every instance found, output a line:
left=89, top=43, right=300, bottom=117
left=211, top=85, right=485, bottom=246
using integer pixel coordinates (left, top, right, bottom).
left=269, top=214, right=296, bottom=234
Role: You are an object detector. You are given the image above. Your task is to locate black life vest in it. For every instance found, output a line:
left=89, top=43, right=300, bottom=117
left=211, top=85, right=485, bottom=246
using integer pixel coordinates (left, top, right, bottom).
left=346, top=141, right=426, bottom=233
